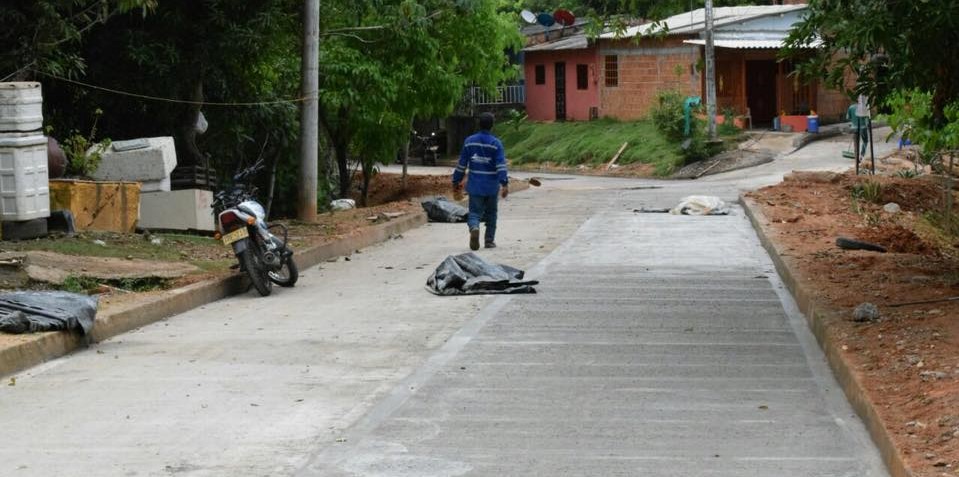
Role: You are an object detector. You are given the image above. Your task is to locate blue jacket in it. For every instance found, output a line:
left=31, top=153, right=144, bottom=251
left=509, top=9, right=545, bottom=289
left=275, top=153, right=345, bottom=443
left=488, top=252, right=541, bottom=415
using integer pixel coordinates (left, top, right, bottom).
left=453, top=131, right=508, bottom=196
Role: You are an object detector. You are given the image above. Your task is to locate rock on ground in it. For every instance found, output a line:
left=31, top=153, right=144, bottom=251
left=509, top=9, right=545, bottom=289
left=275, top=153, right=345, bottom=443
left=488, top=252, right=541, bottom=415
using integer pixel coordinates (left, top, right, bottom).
left=852, top=302, right=881, bottom=322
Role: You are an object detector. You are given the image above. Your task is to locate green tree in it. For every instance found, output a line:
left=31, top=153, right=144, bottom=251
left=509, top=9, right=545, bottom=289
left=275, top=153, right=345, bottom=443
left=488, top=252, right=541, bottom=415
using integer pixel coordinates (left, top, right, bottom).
left=0, top=0, right=156, bottom=81
left=35, top=1, right=304, bottom=215
left=319, top=0, right=521, bottom=204
left=4, top=1, right=313, bottom=216
left=784, top=0, right=959, bottom=125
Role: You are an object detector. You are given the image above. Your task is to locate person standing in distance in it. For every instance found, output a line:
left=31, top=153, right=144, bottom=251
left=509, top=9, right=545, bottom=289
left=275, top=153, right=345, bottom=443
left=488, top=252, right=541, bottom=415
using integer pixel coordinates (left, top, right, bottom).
left=452, top=112, right=509, bottom=251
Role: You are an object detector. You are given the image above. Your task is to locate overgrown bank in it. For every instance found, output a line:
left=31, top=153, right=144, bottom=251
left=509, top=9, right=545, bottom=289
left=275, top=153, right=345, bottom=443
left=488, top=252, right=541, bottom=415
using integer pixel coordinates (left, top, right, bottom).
left=495, top=119, right=686, bottom=176
left=495, top=90, right=742, bottom=177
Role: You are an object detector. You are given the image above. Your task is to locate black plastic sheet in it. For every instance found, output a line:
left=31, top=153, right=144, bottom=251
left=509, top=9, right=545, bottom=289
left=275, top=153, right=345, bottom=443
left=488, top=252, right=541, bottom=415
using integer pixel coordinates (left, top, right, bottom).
left=426, top=253, right=538, bottom=295
left=421, top=197, right=467, bottom=223
left=0, top=291, right=97, bottom=336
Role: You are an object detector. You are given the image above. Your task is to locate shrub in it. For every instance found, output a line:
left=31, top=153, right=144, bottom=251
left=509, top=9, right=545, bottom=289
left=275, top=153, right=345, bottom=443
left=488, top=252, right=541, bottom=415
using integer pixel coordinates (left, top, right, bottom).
left=650, top=90, right=687, bottom=141
left=851, top=180, right=883, bottom=203
left=885, top=89, right=959, bottom=161
left=649, top=90, right=719, bottom=163
left=717, top=121, right=740, bottom=137
left=896, top=168, right=920, bottom=179
left=60, top=109, right=110, bottom=178
left=503, top=108, right=528, bottom=131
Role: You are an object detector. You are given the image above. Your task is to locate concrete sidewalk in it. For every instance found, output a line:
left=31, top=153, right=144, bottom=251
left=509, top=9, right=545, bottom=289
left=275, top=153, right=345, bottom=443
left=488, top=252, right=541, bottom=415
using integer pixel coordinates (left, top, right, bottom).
left=298, top=206, right=888, bottom=476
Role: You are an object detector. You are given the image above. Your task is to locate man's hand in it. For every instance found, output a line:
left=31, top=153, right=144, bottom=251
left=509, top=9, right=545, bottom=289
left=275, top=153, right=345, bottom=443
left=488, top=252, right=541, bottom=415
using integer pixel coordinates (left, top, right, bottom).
left=500, top=185, right=509, bottom=199
left=452, top=182, right=464, bottom=201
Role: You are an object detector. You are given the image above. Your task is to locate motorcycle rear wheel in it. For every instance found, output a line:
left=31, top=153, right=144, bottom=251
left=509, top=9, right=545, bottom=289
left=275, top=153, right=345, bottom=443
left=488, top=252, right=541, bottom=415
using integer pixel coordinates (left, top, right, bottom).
left=269, top=254, right=298, bottom=287
left=241, top=247, right=273, bottom=296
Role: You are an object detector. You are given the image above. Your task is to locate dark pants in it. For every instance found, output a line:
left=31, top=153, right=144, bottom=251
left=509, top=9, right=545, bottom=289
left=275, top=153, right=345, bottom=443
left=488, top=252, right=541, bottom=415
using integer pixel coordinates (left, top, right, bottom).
left=467, top=193, right=498, bottom=243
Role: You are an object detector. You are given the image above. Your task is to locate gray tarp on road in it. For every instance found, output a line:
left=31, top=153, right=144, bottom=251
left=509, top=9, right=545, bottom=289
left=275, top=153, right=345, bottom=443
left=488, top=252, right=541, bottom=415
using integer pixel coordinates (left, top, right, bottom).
left=0, top=291, right=98, bottom=336
left=421, top=196, right=468, bottom=223
left=427, top=252, right=538, bottom=295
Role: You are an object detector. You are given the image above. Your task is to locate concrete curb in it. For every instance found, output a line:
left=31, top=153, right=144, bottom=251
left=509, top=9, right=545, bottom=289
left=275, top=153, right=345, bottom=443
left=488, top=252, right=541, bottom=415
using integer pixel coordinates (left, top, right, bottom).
left=741, top=196, right=912, bottom=477
left=0, top=211, right=428, bottom=378
left=790, top=128, right=843, bottom=152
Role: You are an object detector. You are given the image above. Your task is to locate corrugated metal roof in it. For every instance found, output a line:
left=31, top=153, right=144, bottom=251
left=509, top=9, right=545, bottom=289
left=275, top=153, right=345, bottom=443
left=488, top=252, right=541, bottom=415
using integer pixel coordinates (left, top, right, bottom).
left=600, top=5, right=806, bottom=39
left=683, top=38, right=821, bottom=49
left=524, top=34, right=590, bottom=52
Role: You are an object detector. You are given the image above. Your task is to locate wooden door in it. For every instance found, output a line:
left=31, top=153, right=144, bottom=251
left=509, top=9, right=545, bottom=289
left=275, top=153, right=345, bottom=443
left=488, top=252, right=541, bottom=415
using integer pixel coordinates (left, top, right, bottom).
left=746, top=60, right=778, bottom=124
left=555, top=62, right=566, bottom=121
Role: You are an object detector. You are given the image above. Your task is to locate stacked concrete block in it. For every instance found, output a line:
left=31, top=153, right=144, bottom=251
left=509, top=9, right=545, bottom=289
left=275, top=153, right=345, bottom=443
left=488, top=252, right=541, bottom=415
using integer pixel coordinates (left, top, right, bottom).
left=92, top=137, right=177, bottom=192
left=0, top=133, right=50, bottom=221
left=139, top=189, right=215, bottom=232
left=0, top=82, right=50, bottom=239
left=94, top=136, right=218, bottom=232
left=0, top=82, right=43, bottom=132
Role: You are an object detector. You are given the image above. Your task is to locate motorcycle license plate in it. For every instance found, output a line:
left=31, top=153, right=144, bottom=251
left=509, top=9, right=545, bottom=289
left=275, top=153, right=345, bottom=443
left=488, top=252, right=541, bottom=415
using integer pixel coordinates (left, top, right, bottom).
left=221, top=227, right=248, bottom=245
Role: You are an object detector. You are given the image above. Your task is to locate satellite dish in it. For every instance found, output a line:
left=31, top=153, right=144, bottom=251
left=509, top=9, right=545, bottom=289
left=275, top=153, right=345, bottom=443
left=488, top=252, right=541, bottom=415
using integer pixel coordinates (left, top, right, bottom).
left=521, top=10, right=537, bottom=24
left=553, top=9, right=576, bottom=27
left=536, top=12, right=556, bottom=27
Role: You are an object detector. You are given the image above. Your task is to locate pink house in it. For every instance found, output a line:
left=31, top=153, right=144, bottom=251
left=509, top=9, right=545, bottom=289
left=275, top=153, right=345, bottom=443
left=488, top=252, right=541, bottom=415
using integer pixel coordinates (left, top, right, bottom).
left=523, top=34, right=600, bottom=122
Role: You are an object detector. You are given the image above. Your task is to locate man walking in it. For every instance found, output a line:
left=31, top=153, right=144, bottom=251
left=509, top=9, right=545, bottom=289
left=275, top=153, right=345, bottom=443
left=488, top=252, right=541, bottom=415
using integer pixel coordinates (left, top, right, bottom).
left=452, top=112, right=509, bottom=251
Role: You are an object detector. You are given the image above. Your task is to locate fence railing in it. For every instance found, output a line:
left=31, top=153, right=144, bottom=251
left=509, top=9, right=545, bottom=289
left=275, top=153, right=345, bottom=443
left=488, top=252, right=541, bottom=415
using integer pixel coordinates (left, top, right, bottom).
left=467, top=85, right=525, bottom=106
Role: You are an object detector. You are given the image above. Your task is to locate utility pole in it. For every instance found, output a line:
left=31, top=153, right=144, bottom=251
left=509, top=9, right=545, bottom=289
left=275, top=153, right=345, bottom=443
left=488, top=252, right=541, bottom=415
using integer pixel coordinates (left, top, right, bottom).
left=298, top=0, right=320, bottom=222
left=704, top=0, right=717, bottom=140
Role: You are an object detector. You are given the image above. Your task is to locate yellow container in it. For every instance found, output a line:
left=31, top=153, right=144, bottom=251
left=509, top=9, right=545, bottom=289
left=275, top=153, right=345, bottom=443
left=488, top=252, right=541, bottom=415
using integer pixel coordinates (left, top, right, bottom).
left=49, top=179, right=140, bottom=233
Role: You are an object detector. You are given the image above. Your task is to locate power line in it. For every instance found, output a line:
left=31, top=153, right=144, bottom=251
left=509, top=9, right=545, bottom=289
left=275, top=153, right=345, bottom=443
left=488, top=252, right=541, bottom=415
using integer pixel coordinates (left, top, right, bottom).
left=1, top=62, right=36, bottom=82
left=32, top=69, right=314, bottom=107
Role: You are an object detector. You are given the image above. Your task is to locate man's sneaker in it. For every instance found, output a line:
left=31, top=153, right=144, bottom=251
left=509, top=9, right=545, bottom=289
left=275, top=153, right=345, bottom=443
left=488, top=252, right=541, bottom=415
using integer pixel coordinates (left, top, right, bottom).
left=484, top=241, right=497, bottom=249
left=469, top=229, right=480, bottom=251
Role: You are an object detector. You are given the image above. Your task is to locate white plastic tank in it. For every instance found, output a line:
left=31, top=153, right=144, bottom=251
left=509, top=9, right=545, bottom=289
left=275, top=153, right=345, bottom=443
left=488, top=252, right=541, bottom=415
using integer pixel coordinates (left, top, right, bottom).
left=0, top=132, right=50, bottom=221
left=0, top=82, right=43, bottom=132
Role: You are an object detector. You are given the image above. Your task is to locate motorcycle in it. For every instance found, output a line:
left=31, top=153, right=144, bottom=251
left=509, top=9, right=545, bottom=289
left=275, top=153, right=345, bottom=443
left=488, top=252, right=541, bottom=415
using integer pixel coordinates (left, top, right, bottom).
left=418, top=130, right=440, bottom=166
left=403, top=130, right=439, bottom=166
left=394, top=130, right=441, bottom=166
left=212, top=158, right=298, bottom=296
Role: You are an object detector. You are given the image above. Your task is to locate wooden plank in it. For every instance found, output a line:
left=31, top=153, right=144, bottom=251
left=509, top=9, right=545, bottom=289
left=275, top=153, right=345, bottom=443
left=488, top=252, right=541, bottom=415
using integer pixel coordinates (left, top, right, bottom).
left=606, top=142, right=629, bottom=170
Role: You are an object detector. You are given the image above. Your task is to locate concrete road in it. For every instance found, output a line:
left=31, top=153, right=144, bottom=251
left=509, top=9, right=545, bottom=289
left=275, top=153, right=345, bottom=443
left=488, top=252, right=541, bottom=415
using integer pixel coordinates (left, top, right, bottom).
left=299, top=208, right=887, bottom=476
left=0, top=137, right=890, bottom=476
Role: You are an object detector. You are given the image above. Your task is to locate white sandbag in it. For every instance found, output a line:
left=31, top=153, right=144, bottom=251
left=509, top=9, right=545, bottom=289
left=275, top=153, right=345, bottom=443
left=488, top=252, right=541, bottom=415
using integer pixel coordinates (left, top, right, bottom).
left=670, top=195, right=730, bottom=216
left=330, top=198, right=356, bottom=211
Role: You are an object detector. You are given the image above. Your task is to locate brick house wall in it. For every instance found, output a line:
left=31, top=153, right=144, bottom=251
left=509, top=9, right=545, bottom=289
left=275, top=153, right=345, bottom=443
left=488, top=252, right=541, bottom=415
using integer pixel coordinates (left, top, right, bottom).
left=524, top=48, right=600, bottom=122
left=815, top=57, right=858, bottom=123
left=597, top=38, right=702, bottom=120
left=593, top=39, right=851, bottom=125
left=816, top=84, right=851, bottom=123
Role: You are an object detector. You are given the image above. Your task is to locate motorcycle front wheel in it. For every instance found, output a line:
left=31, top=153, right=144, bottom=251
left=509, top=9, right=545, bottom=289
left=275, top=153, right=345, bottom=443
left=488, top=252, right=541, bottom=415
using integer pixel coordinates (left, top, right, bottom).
left=269, top=253, right=298, bottom=287
left=240, top=246, right=273, bottom=296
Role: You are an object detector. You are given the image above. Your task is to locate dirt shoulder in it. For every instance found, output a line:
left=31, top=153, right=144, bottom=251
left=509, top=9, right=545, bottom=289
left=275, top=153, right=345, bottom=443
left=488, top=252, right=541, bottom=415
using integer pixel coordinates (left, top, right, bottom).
left=745, top=170, right=959, bottom=477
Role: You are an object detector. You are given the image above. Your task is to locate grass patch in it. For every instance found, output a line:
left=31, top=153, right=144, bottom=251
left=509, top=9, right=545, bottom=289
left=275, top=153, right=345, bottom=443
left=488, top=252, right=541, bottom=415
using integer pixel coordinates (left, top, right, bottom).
left=6, top=232, right=232, bottom=277
left=192, top=259, right=236, bottom=273
left=60, top=275, right=170, bottom=294
left=495, top=118, right=686, bottom=176
left=7, top=232, right=220, bottom=263
left=850, top=181, right=883, bottom=203
left=913, top=209, right=959, bottom=261
left=922, top=210, right=959, bottom=237
left=61, top=275, right=101, bottom=294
